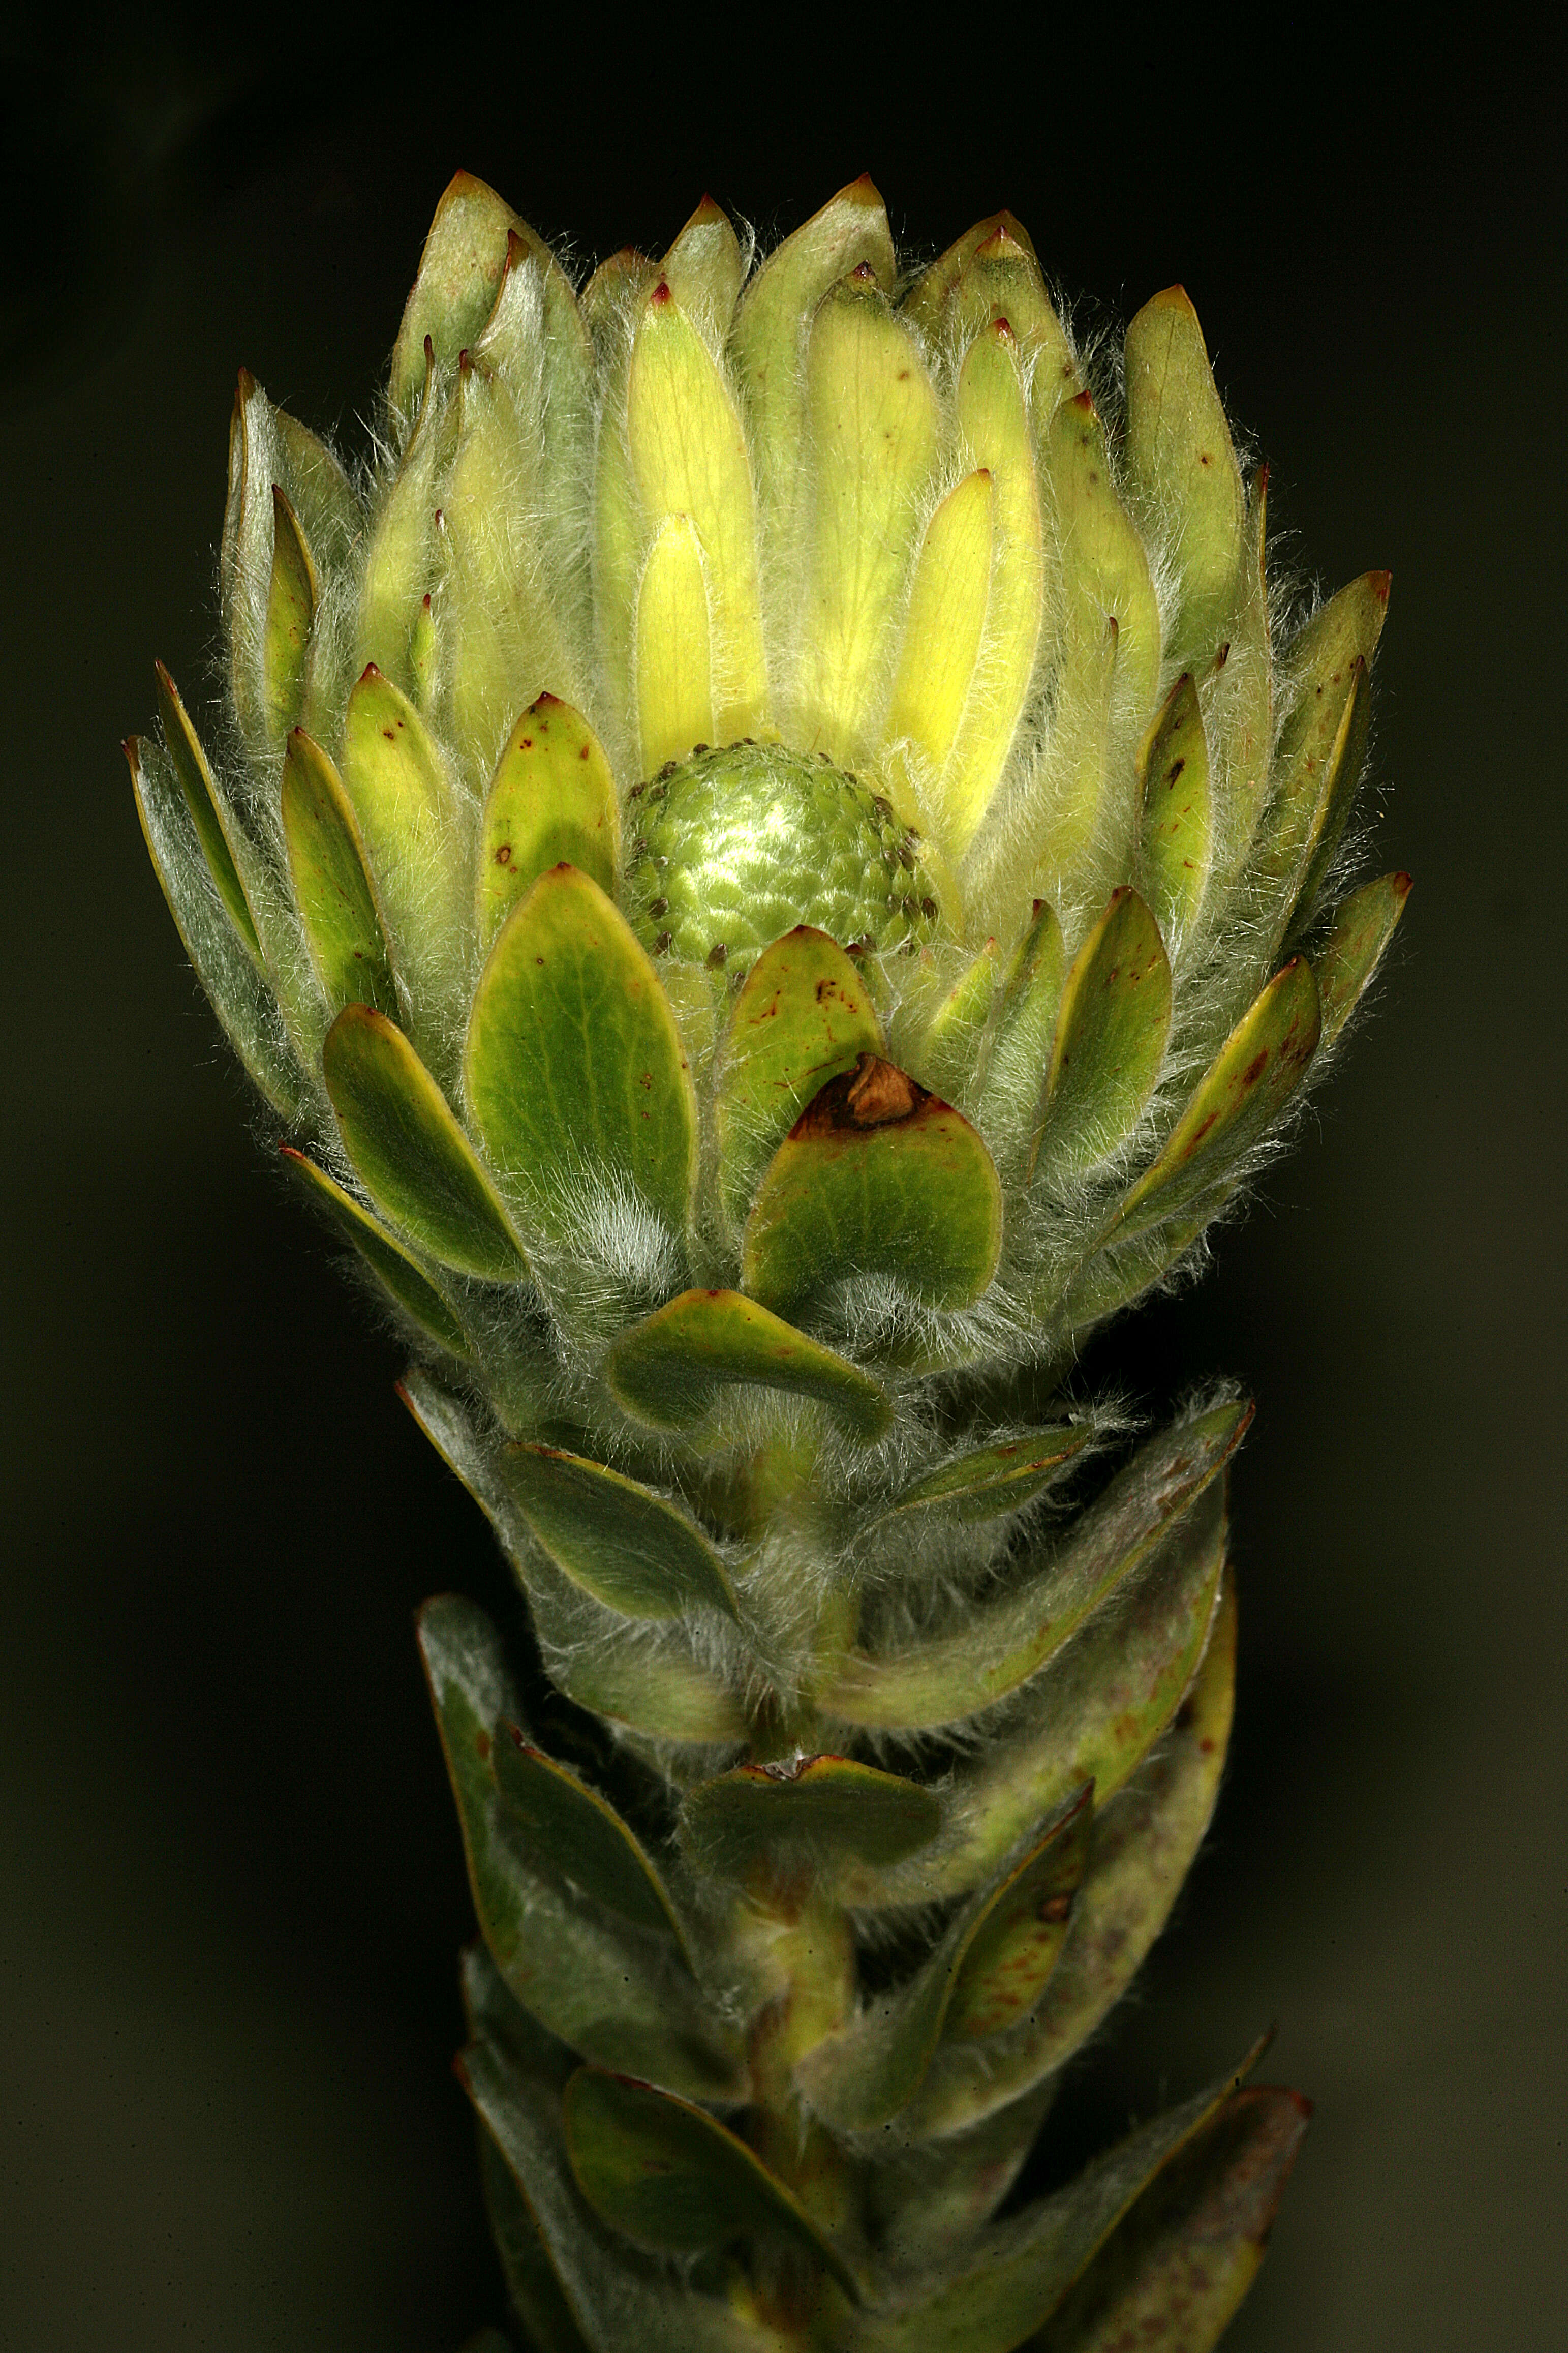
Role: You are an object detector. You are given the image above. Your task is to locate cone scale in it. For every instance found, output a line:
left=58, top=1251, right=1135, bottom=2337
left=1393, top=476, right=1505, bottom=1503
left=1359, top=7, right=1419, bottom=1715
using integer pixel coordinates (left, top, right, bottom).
left=129, top=171, right=1405, bottom=2351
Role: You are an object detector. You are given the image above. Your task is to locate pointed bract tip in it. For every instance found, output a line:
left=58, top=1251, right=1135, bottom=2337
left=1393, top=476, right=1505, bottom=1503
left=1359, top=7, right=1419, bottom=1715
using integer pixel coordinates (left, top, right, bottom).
left=649, top=278, right=674, bottom=308
left=358, top=661, right=383, bottom=684
left=235, top=365, right=257, bottom=400
left=1369, top=569, right=1393, bottom=605
left=974, top=223, right=1030, bottom=264
left=1393, top=870, right=1413, bottom=899
left=688, top=192, right=726, bottom=224
left=1149, top=283, right=1196, bottom=313
left=531, top=689, right=565, bottom=711
left=850, top=259, right=878, bottom=283
left=1068, top=387, right=1096, bottom=416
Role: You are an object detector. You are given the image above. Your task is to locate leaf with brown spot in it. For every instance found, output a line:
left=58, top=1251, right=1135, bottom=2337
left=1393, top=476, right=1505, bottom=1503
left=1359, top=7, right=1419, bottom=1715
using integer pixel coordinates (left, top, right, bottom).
left=794, top=1790, right=1091, bottom=2132
left=1313, top=869, right=1411, bottom=1045
left=1105, top=957, right=1321, bottom=1242
left=715, top=925, right=886, bottom=1234
left=743, top=1053, right=1002, bottom=1318
left=1032, top=889, right=1172, bottom=1185
left=1027, top=2084, right=1311, bottom=2351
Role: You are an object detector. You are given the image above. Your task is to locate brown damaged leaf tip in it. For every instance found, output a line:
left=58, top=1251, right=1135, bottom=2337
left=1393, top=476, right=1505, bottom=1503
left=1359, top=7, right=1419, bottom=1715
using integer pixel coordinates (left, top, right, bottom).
left=792, top=1053, right=928, bottom=1138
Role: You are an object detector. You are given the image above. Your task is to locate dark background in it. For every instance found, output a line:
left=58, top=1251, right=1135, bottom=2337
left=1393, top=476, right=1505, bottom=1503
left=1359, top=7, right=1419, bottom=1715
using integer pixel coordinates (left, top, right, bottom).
left=4, top=21, right=1562, bottom=2348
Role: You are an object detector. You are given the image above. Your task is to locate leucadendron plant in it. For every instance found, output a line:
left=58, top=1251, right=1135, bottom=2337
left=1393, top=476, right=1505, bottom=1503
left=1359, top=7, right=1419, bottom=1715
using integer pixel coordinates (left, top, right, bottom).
left=129, top=172, right=1406, bottom=2350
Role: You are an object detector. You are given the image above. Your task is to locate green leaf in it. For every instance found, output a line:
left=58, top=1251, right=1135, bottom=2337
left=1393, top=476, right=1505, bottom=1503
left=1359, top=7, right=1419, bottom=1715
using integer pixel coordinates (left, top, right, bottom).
left=223, top=371, right=358, bottom=754
left=1290, top=656, right=1372, bottom=926
left=1122, top=287, right=1246, bottom=680
left=1031, top=889, right=1171, bottom=1185
left=848, top=2035, right=1267, bottom=2352
left=279, top=728, right=398, bottom=1018
left=477, top=697, right=620, bottom=952
left=714, top=926, right=886, bottom=1233
left=465, top=864, right=697, bottom=1256
left=322, top=1004, right=527, bottom=1282
left=1105, top=957, right=1321, bottom=1242
left=871, top=2082, right=1056, bottom=2274
left=942, top=1805, right=1093, bottom=2043
left=1136, top=673, right=1212, bottom=944
left=127, top=736, right=307, bottom=1121
left=867, top=1423, right=1091, bottom=1536
left=390, top=170, right=522, bottom=418
left=560, top=1646, right=751, bottom=1747
left=563, top=2067, right=863, bottom=2302
left=743, top=1054, right=1003, bottom=1319
left=908, top=939, right=1000, bottom=1109
left=605, top=1288, right=891, bottom=1442
left=419, top=1596, right=743, bottom=2099
left=823, top=1401, right=1247, bottom=1735
left=1060, top=1185, right=1233, bottom=1340
left=903, top=1578, right=1237, bottom=2138
left=1028, top=2084, right=1310, bottom=2352
left=1252, top=571, right=1390, bottom=931
left=263, top=485, right=317, bottom=741
left=1313, top=870, right=1411, bottom=1045
left=339, top=660, right=470, bottom=1031
left=398, top=1374, right=750, bottom=1747
left=972, top=901, right=1066, bottom=1165
left=153, top=663, right=262, bottom=957
left=461, top=1947, right=771, bottom=2353
left=479, top=2132, right=594, bottom=2353
left=490, top=1731, right=690, bottom=1951
left=679, top=1755, right=943, bottom=1893
left=845, top=1481, right=1227, bottom=1912
left=794, top=1792, right=1091, bottom=2132
left=503, top=1444, right=737, bottom=1622
left=280, top=1146, right=467, bottom=1355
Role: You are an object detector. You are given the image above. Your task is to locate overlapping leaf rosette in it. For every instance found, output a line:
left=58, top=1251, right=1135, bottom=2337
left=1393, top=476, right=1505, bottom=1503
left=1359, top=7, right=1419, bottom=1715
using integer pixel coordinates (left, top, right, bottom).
left=128, top=172, right=1406, bottom=2349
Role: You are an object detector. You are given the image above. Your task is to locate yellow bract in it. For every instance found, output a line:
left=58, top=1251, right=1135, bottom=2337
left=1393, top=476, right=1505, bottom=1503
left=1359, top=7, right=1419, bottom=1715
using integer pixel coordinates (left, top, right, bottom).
left=627, top=285, right=767, bottom=742
left=636, top=516, right=714, bottom=775
left=795, top=275, right=939, bottom=760
left=942, top=323, right=1046, bottom=861
left=884, top=468, right=994, bottom=820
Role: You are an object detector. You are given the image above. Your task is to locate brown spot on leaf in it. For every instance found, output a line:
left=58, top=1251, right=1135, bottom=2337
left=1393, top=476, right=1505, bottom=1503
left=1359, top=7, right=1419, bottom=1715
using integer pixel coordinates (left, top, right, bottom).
left=793, top=1053, right=927, bottom=1138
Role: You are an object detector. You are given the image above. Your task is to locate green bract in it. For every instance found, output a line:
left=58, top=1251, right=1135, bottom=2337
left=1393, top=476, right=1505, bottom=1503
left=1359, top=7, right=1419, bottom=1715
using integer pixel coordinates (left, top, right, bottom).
left=131, top=170, right=1406, bottom=2351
